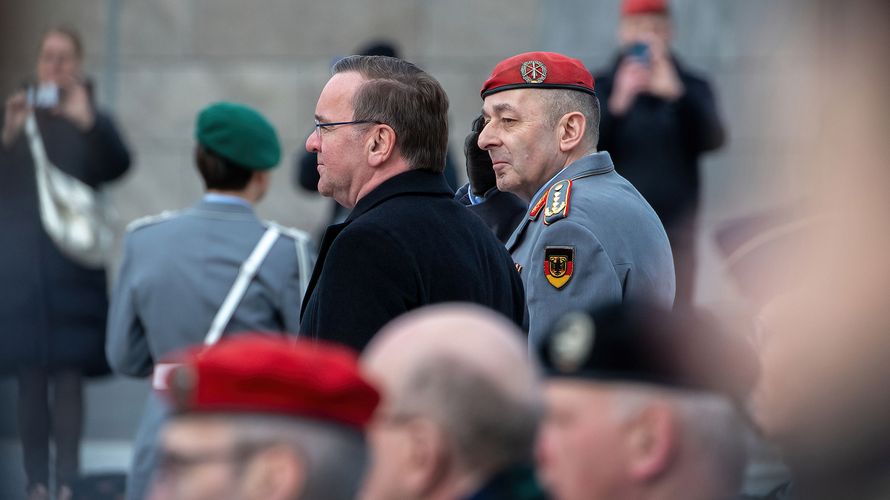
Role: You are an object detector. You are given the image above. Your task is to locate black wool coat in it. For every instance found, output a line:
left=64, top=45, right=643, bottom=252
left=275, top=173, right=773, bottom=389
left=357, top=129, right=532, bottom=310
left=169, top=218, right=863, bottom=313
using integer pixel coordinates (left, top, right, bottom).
left=300, top=169, right=526, bottom=351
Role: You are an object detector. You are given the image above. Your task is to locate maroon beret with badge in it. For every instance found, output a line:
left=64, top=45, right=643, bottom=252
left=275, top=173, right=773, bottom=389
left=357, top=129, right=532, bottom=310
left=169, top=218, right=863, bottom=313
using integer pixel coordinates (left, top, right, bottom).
left=481, top=51, right=595, bottom=98
left=157, top=334, right=380, bottom=429
left=621, top=0, right=669, bottom=16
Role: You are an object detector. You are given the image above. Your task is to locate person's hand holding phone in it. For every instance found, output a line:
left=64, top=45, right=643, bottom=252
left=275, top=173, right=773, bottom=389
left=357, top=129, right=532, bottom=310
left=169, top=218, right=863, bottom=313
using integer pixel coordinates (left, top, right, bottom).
left=644, top=36, right=684, bottom=101
left=610, top=53, right=652, bottom=116
left=2, top=90, right=30, bottom=149
left=55, top=76, right=95, bottom=131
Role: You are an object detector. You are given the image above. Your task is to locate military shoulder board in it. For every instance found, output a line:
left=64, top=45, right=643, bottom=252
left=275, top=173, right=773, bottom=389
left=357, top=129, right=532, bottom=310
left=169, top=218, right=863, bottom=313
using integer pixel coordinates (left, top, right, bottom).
left=543, top=180, right=572, bottom=225
left=126, top=210, right=178, bottom=232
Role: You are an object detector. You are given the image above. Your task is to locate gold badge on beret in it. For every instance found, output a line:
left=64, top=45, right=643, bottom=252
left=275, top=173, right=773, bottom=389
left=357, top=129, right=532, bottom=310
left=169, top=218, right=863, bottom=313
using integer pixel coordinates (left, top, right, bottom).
left=520, top=60, right=547, bottom=84
left=551, top=312, right=596, bottom=373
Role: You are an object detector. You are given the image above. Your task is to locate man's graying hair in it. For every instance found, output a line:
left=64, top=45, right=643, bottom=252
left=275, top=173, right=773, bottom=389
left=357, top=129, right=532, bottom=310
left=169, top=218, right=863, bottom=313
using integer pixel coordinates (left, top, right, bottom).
left=542, top=89, right=601, bottom=151
left=226, top=414, right=368, bottom=500
left=391, top=355, right=542, bottom=476
left=332, top=55, right=449, bottom=173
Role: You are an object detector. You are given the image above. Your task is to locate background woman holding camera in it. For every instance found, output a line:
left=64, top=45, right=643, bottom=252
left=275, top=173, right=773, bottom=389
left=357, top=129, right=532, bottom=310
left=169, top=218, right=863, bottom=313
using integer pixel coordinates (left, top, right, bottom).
left=0, top=26, right=131, bottom=500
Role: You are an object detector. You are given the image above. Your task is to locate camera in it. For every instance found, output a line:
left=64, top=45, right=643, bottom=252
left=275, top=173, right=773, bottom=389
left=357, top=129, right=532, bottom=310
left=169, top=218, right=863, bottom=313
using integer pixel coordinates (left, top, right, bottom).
left=26, top=83, right=61, bottom=108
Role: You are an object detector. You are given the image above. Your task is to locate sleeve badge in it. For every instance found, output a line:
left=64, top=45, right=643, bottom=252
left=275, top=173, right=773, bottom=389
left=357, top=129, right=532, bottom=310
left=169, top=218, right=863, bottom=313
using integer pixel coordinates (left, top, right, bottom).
left=544, top=246, right=574, bottom=289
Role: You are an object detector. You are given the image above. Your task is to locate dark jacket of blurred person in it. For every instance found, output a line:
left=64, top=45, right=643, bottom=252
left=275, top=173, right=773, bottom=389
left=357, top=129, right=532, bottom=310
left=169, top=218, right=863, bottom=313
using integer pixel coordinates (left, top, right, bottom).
left=0, top=26, right=131, bottom=500
left=0, top=66, right=130, bottom=377
left=593, top=0, right=726, bottom=305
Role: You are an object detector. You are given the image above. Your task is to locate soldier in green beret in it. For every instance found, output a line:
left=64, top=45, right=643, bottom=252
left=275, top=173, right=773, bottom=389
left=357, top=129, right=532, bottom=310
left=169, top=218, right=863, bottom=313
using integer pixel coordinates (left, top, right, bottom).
left=106, top=101, right=314, bottom=500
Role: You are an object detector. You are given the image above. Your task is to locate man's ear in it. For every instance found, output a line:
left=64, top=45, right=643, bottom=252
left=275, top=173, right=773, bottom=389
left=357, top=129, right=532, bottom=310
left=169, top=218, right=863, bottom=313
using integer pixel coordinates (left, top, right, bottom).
left=367, top=124, right=397, bottom=168
left=241, top=445, right=306, bottom=500
left=625, top=402, right=677, bottom=482
left=557, top=111, right=587, bottom=153
left=402, top=417, right=451, bottom=497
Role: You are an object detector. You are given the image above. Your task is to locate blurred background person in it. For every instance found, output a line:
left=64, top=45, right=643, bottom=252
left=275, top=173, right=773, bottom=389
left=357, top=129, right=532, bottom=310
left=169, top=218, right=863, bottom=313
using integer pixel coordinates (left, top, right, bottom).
left=0, top=25, right=131, bottom=500
left=149, top=334, right=379, bottom=500
left=727, top=1, right=890, bottom=499
left=592, top=0, right=726, bottom=307
left=293, top=40, right=460, bottom=246
left=361, top=303, right=546, bottom=500
left=535, top=303, right=758, bottom=500
left=106, top=102, right=311, bottom=500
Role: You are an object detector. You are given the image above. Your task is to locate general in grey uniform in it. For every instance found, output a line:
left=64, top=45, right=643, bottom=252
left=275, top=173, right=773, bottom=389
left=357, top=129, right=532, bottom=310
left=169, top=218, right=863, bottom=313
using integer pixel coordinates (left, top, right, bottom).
left=476, top=52, right=675, bottom=344
left=106, top=102, right=313, bottom=500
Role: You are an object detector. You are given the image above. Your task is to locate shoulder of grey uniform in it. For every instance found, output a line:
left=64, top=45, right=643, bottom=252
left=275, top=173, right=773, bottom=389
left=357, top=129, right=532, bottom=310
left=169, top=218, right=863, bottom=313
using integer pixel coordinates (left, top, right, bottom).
left=126, top=210, right=179, bottom=233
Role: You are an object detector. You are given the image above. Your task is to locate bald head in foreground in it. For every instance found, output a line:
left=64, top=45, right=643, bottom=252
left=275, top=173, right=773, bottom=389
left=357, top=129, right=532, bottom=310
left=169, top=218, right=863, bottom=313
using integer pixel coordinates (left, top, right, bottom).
left=360, top=304, right=546, bottom=500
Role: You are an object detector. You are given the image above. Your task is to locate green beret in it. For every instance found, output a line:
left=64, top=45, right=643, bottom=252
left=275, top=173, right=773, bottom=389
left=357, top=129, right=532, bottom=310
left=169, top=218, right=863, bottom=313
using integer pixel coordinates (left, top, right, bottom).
left=196, top=102, right=281, bottom=170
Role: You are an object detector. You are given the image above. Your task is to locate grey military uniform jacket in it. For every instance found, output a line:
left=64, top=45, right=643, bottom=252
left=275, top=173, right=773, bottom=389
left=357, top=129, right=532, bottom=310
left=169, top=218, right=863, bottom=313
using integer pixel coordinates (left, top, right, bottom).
left=105, top=199, right=313, bottom=500
left=507, top=152, right=675, bottom=345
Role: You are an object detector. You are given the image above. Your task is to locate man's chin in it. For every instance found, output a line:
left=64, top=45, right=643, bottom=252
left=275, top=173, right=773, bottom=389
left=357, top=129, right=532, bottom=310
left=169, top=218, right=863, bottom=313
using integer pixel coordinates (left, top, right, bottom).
left=495, top=176, right=517, bottom=195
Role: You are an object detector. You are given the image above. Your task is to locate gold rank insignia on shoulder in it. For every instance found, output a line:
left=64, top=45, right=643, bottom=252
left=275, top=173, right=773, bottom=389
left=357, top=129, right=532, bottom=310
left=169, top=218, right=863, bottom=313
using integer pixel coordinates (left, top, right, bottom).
left=544, top=246, right=574, bottom=289
left=543, top=180, right=572, bottom=225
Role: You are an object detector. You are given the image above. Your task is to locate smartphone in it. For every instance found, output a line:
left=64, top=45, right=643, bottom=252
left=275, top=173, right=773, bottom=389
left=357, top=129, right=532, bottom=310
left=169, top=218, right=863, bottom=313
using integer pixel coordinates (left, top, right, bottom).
left=26, top=83, right=61, bottom=108
left=626, top=42, right=651, bottom=66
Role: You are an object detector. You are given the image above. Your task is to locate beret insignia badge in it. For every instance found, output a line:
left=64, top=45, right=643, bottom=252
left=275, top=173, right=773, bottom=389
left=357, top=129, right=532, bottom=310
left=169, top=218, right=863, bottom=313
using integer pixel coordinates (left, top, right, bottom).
left=551, top=312, right=595, bottom=373
left=520, top=60, right=547, bottom=84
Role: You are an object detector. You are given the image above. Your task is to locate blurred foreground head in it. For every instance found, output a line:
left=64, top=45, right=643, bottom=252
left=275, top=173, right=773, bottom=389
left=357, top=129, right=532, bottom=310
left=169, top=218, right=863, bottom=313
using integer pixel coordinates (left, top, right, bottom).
left=745, top=1, right=890, bottom=497
left=149, top=334, right=379, bottom=500
left=360, top=304, right=542, bottom=500
left=535, top=303, right=758, bottom=500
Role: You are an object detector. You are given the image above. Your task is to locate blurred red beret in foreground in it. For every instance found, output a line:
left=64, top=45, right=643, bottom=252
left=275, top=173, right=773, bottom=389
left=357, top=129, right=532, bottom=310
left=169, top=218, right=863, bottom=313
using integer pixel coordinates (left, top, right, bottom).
left=157, top=334, right=380, bottom=429
left=622, top=0, right=669, bottom=16
left=481, top=51, right=595, bottom=98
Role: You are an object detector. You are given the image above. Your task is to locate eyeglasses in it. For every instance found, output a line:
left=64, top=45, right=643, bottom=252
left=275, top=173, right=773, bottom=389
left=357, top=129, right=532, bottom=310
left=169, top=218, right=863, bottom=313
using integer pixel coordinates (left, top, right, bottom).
left=155, top=442, right=271, bottom=478
left=314, top=119, right=380, bottom=139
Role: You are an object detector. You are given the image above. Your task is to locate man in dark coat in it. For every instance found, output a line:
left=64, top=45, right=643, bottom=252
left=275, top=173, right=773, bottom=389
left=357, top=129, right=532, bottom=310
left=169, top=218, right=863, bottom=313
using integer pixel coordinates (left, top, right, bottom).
left=593, top=0, right=726, bottom=305
left=0, top=26, right=131, bottom=499
left=300, top=55, right=526, bottom=351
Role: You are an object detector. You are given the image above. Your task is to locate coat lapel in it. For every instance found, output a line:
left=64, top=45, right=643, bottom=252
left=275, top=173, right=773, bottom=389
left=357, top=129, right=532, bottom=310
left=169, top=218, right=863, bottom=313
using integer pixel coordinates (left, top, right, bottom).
left=300, top=221, right=348, bottom=317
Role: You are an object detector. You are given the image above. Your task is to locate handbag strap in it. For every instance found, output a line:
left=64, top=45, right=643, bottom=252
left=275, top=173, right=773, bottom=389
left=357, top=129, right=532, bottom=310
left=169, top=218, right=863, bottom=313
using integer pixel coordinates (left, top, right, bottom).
left=23, top=113, right=48, bottom=169
left=203, top=226, right=281, bottom=346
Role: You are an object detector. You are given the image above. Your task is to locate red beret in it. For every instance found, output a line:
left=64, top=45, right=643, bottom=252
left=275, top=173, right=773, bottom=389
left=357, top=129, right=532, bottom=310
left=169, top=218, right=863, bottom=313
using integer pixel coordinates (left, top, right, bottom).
left=621, top=0, right=669, bottom=16
left=158, top=334, right=380, bottom=429
left=481, top=51, right=595, bottom=99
